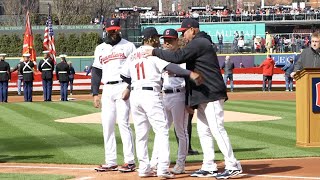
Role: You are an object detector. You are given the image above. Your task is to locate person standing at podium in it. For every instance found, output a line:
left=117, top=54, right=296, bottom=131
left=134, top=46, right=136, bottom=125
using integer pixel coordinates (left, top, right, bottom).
left=291, top=32, right=320, bottom=78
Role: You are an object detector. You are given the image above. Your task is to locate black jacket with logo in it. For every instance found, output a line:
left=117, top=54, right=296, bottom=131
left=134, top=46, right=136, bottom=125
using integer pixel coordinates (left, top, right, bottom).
left=19, top=61, right=34, bottom=82
left=0, top=60, right=10, bottom=81
left=38, top=58, right=54, bottom=80
left=56, top=62, right=70, bottom=82
left=153, top=31, right=227, bottom=106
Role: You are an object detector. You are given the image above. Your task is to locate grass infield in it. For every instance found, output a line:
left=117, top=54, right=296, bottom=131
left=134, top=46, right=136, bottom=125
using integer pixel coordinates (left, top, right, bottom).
left=0, top=173, right=74, bottom=180
left=0, top=100, right=319, bottom=165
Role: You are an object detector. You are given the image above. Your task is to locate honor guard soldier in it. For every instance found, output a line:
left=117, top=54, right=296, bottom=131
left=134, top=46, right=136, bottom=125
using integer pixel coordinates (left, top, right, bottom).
left=56, top=54, right=70, bottom=101
left=0, top=53, right=10, bottom=103
left=38, top=51, right=54, bottom=101
left=19, top=53, right=34, bottom=102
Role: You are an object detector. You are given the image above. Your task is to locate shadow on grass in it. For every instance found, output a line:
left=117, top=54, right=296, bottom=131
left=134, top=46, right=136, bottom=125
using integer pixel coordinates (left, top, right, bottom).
left=0, top=155, right=54, bottom=163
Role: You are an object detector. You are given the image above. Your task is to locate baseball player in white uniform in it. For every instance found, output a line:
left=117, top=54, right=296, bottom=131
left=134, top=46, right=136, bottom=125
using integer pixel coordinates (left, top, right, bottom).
left=120, top=27, right=202, bottom=179
left=150, top=29, right=189, bottom=175
left=91, top=18, right=136, bottom=173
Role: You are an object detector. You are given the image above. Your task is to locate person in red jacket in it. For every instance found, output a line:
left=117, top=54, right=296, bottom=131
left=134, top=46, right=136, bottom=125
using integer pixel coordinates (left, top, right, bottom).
left=259, top=54, right=275, bottom=91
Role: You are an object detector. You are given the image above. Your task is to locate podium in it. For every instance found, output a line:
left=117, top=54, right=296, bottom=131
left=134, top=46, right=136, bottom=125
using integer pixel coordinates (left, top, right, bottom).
left=295, top=68, right=320, bottom=147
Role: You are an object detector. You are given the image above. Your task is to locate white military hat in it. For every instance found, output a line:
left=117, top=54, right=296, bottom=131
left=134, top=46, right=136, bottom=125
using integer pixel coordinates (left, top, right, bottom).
left=42, top=50, right=50, bottom=54
left=0, top=53, right=7, bottom=56
left=59, top=54, right=67, bottom=58
left=22, top=53, right=31, bottom=57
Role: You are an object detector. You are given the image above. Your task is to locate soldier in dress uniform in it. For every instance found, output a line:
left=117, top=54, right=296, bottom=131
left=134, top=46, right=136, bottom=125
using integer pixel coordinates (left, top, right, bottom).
left=0, top=53, right=10, bottom=103
left=56, top=55, right=70, bottom=101
left=19, top=53, right=34, bottom=102
left=38, top=51, right=54, bottom=101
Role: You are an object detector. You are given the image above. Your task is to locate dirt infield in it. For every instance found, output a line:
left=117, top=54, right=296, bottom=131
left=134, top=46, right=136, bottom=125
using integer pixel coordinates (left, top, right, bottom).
left=0, top=157, right=319, bottom=180
left=3, top=91, right=311, bottom=180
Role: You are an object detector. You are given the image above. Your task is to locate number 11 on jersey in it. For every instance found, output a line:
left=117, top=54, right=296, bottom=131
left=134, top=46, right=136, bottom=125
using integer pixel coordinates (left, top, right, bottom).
left=135, top=62, right=146, bottom=80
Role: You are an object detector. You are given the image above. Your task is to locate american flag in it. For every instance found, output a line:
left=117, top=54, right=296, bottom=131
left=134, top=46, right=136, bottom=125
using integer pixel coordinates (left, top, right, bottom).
left=43, top=15, right=56, bottom=64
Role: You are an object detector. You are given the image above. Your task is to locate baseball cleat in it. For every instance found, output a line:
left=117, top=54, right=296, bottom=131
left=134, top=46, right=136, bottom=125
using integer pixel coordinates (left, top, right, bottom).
left=171, top=164, right=185, bottom=174
left=94, top=164, right=118, bottom=172
left=118, top=163, right=136, bottom=173
left=139, top=171, right=157, bottom=178
left=216, top=169, right=243, bottom=179
left=190, top=169, right=218, bottom=177
left=158, top=172, right=175, bottom=179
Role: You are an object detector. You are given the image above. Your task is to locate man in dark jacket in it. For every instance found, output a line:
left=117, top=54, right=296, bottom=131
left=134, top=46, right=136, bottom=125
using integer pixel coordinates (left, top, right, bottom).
left=291, top=32, right=320, bottom=78
left=38, top=51, right=54, bottom=101
left=144, top=18, right=242, bottom=179
left=68, top=60, right=75, bottom=95
left=11, top=59, right=24, bottom=95
left=19, top=53, right=34, bottom=102
left=0, top=53, right=10, bottom=102
left=282, top=58, right=294, bottom=91
left=56, top=55, right=70, bottom=101
left=221, top=55, right=235, bottom=92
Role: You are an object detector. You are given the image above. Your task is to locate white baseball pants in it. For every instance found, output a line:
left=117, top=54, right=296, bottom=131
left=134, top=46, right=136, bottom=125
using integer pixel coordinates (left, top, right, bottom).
left=197, top=99, right=241, bottom=171
left=101, top=83, right=135, bottom=166
left=150, top=91, right=189, bottom=167
left=130, top=90, right=170, bottom=176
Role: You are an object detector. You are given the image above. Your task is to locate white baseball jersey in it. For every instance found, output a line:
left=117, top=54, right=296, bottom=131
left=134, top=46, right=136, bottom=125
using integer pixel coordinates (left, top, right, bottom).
left=121, top=45, right=169, bottom=90
left=162, top=64, right=186, bottom=90
left=92, top=39, right=136, bottom=84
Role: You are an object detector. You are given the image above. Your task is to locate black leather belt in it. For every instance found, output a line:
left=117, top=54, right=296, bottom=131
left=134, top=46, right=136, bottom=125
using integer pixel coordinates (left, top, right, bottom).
left=163, top=89, right=182, bottom=93
left=106, top=80, right=123, bottom=84
left=131, top=87, right=154, bottom=91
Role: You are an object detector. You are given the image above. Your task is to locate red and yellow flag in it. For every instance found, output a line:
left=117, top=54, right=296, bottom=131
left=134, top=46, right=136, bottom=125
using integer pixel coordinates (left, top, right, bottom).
left=22, top=11, right=36, bottom=62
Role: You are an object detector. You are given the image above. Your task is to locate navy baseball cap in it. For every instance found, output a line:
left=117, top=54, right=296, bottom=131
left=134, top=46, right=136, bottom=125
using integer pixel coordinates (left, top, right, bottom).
left=142, top=27, right=161, bottom=39
left=105, top=18, right=121, bottom=31
left=161, top=29, right=178, bottom=39
left=177, top=18, right=199, bottom=32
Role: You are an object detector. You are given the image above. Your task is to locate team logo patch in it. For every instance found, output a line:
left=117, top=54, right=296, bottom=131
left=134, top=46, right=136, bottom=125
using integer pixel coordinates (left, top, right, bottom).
left=110, top=20, right=114, bottom=25
left=312, top=78, right=320, bottom=112
left=165, top=30, right=170, bottom=35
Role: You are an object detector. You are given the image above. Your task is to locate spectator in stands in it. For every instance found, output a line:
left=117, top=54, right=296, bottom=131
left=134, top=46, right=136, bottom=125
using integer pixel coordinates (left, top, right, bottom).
left=239, top=62, right=245, bottom=68
left=297, top=36, right=302, bottom=52
left=85, top=65, right=92, bottom=76
left=238, top=37, right=245, bottom=53
left=240, top=31, right=244, bottom=39
left=259, top=54, right=275, bottom=92
left=265, top=32, right=273, bottom=53
left=282, top=58, right=294, bottom=91
left=221, top=56, right=235, bottom=92
left=217, top=34, right=223, bottom=53
left=84, top=65, right=89, bottom=72
left=291, top=36, right=297, bottom=53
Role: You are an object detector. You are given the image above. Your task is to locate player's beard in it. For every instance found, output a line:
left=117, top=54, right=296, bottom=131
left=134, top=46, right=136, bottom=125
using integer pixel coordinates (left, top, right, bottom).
left=105, top=34, right=121, bottom=46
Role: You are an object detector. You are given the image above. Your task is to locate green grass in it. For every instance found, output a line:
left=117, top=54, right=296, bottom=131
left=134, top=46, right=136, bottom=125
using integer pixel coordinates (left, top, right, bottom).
left=0, top=173, right=73, bottom=180
left=0, top=100, right=319, bottom=165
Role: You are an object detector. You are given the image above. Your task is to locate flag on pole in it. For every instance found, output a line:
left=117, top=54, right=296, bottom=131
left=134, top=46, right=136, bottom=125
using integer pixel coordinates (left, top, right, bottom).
left=43, top=15, right=56, bottom=64
left=22, top=11, right=36, bottom=62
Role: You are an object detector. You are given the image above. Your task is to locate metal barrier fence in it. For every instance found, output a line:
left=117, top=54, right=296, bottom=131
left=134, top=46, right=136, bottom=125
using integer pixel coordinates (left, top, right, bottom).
left=140, top=13, right=320, bottom=24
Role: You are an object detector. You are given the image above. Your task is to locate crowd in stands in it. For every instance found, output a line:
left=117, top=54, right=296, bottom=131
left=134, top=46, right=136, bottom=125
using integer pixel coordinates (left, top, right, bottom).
left=223, top=32, right=312, bottom=54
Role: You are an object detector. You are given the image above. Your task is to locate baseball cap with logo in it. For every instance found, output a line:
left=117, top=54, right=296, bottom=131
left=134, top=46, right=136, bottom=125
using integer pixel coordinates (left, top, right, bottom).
left=161, top=29, right=178, bottom=39
left=176, top=18, right=199, bottom=32
left=142, top=27, right=161, bottom=39
left=105, top=18, right=121, bottom=31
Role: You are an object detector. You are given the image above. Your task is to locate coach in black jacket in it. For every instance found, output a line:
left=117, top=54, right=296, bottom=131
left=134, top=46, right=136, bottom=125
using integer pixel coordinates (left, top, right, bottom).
left=56, top=55, right=70, bottom=101
left=19, top=53, right=34, bottom=102
left=144, top=18, right=242, bottom=179
left=38, top=51, right=54, bottom=101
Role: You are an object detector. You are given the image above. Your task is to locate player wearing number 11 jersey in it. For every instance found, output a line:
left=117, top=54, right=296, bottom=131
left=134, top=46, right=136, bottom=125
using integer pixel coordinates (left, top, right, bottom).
left=120, top=27, right=202, bottom=179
